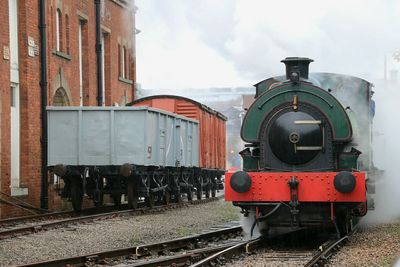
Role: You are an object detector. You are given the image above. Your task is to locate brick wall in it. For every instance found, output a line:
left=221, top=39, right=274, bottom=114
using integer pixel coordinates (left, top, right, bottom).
left=0, top=0, right=10, bottom=218
left=0, top=0, right=136, bottom=218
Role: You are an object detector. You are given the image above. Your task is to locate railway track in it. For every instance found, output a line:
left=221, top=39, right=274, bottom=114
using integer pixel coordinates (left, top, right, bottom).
left=14, top=221, right=359, bottom=267
left=16, top=222, right=243, bottom=267
left=193, top=224, right=360, bottom=267
left=304, top=225, right=360, bottom=267
left=0, top=195, right=222, bottom=240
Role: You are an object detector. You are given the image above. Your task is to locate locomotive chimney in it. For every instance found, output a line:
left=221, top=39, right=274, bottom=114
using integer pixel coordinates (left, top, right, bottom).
left=281, top=57, right=314, bottom=81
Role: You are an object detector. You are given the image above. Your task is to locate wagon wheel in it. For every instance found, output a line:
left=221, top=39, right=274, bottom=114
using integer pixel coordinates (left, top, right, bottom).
left=205, top=185, right=210, bottom=199
left=70, top=178, right=83, bottom=212
left=186, top=188, right=193, bottom=202
left=94, top=190, right=104, bottom=208
left=94, top=176, right=104, bottom=208
left=196, top=187, right=202, bottom=200
left=164, top=190, right=171, bottom=205
left=127, top=182, right=138, bottom=209
left=112, top=193, right=122, bottom=207
left=146, top=194, right=155, bottom=208
left=174, top=191, right=182, bottom=203
left=211, top=188, right=216, bottom=198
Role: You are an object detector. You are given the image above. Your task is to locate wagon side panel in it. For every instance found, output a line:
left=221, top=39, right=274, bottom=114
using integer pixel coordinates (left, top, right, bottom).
left=47, top=110, right=79, bottom=166
left=114, top=109, right=145, bottom=165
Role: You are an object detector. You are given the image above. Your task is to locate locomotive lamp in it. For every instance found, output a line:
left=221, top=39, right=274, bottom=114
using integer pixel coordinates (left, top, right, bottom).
left=290, top=71, right=300, bottom=82
left=334, top=171, right=356, bottom=193
left=230, top=171, right=252, bottom=193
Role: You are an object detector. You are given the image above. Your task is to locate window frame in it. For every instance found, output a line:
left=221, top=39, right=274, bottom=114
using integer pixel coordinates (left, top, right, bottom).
left=56, top=8, right=62, bottom=51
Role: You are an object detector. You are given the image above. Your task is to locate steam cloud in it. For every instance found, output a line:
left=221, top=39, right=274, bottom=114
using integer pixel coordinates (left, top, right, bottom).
left=365, top=82, right=400, bottom=223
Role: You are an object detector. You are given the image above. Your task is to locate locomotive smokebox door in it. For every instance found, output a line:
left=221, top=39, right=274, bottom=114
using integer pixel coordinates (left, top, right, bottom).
left=268, top=111, right=323, bottom=165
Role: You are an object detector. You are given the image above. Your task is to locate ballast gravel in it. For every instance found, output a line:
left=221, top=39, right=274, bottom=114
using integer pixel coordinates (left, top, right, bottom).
left=327, top=220, right=400, bottom=267
left=0, top=199, right=239, bottom=266
left=230, top=220, right=400, bottom=267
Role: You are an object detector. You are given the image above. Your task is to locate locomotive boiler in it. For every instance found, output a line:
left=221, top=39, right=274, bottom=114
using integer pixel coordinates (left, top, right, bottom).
left=225, top=57, right=375, bottom=236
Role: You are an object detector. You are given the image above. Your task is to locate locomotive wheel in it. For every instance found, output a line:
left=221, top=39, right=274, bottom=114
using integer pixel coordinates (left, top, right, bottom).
left=336, top=213, right=352, bottom=236
left=146, top=194, right=155, bottom=208
left=112, top=193, right=122, bottom=207
left=164, top=191, right=171, bottom=205
left=127, top=182, right=138, bottom=209
left=70, top=179, right=83, bottom=212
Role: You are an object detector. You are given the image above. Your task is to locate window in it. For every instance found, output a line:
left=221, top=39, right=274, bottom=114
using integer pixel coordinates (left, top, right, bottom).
left=101, top=33, right=106, bottom=106
left=78, top=21, right=83, bottom=106
left=56, top=9, right=62, bottom=51
left=53, top=87, right=70, bottom=106
left=122, top=46, right=126, bottom=78
left=125, top=48, right=129, bottom=80
left=118, top=44, right=121, bottom=77
left=65, top=14, right=69, bottom=54
left=11, top=85, right=15, bottom=107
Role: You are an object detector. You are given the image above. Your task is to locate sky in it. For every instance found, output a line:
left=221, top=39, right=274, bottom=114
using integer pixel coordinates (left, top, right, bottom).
left=135, top=0, right=400, bottom=90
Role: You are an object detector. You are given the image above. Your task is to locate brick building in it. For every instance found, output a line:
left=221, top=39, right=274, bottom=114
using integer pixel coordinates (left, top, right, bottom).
left=0, top=0, right=136, bottom=218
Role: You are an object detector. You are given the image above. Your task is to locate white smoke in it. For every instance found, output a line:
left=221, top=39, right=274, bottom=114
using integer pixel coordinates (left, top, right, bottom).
left=240, top=211, right=261, bottom=240
left=364, top=82, right=400, bottom=223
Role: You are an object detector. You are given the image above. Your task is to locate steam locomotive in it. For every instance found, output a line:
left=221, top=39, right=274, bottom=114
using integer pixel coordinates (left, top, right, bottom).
left=225, top=57, right=376, bottom=236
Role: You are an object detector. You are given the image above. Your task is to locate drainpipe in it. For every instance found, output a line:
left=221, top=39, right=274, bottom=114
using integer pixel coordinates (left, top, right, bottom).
left=39, top=0, right=48, bottom=209
left=95, top=0, right=103, bottom=106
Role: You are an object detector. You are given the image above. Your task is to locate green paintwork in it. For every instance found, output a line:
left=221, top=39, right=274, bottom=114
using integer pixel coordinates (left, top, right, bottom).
left=338, top=153, right=358, bottom=170
left=242, top=153, right=259, bottom=171
left=241, top=81, right=352, bottom=143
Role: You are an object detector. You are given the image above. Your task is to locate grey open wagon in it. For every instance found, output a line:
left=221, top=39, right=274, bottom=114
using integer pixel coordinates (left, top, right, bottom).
left=47, top=106, right=199, bottom=211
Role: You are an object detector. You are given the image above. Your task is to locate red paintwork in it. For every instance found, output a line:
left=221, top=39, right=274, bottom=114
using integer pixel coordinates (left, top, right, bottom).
left=225, top=172, right=366, bottom=202
left=129, top=95, right=226, bottom=170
